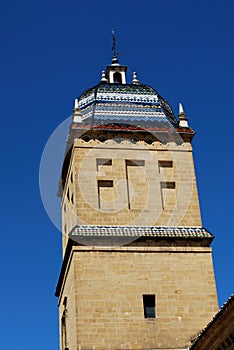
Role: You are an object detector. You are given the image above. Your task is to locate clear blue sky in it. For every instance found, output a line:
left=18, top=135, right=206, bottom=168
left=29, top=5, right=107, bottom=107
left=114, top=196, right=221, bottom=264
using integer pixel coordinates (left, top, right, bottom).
left=0, top=0, right=233, bottom=349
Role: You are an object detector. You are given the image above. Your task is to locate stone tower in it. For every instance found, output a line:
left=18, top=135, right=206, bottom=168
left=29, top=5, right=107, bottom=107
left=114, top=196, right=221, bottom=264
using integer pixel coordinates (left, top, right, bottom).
left=55, top=54, right=218, bottom=350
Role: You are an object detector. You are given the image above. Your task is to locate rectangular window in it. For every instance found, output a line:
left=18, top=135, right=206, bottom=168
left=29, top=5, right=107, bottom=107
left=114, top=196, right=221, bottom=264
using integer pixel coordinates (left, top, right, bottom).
left=67, top=188, right=70, bottom=201
left=160, top=181, right=175, bottom=189
left=98, top=180, right=113, bottom=187
left=61, top=312, right=67, bottom=349
left=62, top=297, right=68, bottom=350
left=143, top=294, right=155, bottom=318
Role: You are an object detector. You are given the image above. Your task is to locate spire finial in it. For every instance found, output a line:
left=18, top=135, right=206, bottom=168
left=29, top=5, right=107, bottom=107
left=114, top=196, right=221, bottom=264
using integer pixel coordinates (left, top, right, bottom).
left=74, top=98, right=79, bottom=110
left=101, top=70, right=108, bottom=82
left=132, top=72, right=139, bottom=85
left=73, top=99, right=82, bottom=123
left=178, top=102, right=189, bottom=128
left=179, top=102, right=184, bottom=115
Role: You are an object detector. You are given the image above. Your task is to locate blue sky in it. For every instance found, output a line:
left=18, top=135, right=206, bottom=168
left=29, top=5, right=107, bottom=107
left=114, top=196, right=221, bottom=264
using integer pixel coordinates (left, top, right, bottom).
left=0, top=0, right=233, bottom=348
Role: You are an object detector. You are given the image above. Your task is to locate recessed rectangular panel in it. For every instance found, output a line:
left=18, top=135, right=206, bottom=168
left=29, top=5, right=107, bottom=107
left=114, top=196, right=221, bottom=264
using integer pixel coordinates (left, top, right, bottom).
left=160, top=181, right=176, bottom=209
left=125, top=160, right=146, bottom=210
left=96, top=158, right=112, bottom=171
left=97, top=180, right=114, bottom=209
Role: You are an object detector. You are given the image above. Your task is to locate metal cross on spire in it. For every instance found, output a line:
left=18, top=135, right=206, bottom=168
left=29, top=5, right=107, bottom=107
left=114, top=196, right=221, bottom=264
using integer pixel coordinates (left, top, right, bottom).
left=111, top=30, right=122, bottom=64
left=112, top=29, right=117, bottom=56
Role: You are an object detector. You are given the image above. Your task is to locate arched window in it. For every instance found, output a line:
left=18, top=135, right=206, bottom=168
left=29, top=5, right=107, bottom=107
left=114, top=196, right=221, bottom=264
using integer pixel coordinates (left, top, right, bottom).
left=113, top=72, right=122, bottom=83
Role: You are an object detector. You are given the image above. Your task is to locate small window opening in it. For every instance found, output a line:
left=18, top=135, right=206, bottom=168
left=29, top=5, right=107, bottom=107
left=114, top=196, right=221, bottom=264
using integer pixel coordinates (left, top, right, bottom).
left=161, top=181, right=175, bottom=189
left=143, top=294, right=155, bottom=318
left=113, top=72, right=122, bottom=83
left=62, top=297, right=68, bottom=349
left=67, top=188, right=70, bottom=201
left=61, top=310, right=67, bottom=349
left=71, top=193, right=74, bottom=204
left=98, top=180, right=113, bottom=188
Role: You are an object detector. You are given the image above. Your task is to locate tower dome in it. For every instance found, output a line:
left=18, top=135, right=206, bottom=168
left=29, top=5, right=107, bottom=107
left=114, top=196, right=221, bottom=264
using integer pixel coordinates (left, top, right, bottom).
left=74, top=82, right=177, bottom=131
left=71, top=57, right=193, bottom=134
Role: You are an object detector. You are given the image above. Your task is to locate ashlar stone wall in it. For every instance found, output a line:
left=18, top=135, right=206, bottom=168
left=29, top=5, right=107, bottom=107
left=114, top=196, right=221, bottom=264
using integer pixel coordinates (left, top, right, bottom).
left=61, top=137, right=201, bottom=251
left=58, top=245, right=218, bottom=350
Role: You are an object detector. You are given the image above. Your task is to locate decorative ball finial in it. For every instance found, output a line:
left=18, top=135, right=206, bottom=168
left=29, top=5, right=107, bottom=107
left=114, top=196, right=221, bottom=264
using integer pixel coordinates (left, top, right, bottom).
left=132, top=72, right=139, bottom=85
left=101, top=70, right=108, bottom=82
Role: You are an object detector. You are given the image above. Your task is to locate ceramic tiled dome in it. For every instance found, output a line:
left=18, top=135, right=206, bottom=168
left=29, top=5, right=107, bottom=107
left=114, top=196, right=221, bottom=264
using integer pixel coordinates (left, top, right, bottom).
left=71, top=56, right=192, bottom=133
left=76, top=82, right=177, bottom=130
